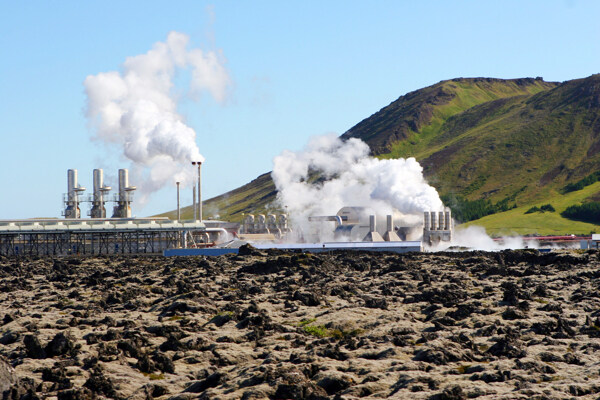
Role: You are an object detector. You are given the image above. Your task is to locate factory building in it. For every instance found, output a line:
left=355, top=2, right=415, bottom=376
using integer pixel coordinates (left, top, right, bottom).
left=0, top=165, right=454, bottom=257
left=0, top=168, right=225, bottom=256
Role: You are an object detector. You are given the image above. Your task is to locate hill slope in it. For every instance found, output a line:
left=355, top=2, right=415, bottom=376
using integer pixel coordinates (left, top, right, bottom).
left=341, top=77, right=557, bottom=155
left=165, top=75, right=600, bottom=234
left=384, top=75, right=600, bottom=206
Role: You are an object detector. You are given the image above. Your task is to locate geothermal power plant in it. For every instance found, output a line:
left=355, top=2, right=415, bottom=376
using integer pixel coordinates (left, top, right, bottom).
left=0, top=164, right=458, bottom=256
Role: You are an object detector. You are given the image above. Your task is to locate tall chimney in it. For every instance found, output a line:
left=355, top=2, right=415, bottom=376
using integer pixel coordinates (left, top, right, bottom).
left=362, top=214, right=384, bottom=242
left=65, top=169, right=85, bottom=219
left=112, top=169, right=136, bottom=218
left=90, top=169, right=111, bottom=218
left=445, top=210, right=451, bottom=230
left=384, top=214, right=401, bottom=242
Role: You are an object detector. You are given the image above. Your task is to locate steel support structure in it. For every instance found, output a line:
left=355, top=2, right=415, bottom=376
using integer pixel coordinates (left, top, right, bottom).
left=0, top=228, right=193, bottom=256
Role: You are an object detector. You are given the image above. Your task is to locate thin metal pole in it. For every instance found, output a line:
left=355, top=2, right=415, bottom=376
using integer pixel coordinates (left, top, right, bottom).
left=176, top=182, right=180, bottom=221
left=197, top=162, right=202, bottom=223
left=192, top=183, right=197, bottom=221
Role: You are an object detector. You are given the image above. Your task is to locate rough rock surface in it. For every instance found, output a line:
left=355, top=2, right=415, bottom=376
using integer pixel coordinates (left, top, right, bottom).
left=1, top=249, right=600, bottom=399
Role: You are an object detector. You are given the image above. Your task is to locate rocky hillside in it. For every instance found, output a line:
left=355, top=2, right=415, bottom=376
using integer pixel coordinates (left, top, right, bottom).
left=2, top=249, right=600, bottom=399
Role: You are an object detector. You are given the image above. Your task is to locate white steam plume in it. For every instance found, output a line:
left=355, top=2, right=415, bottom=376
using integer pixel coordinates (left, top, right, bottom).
left=84, top=31, right=230, bottom=203
left=272, top=134, right=443, bottom=240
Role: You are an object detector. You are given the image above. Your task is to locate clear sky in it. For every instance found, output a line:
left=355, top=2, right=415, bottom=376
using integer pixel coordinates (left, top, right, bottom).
left=0, top=0, right=599, bottom=219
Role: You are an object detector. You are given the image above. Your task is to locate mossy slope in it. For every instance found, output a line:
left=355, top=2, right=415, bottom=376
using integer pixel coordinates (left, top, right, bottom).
left=161, top=75, right=600, bottom=234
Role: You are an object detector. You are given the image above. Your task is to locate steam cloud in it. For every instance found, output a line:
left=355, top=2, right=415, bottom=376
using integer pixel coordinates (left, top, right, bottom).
left=84, top=31, right=230, bottom=202
left=272, top=134, right=443, bottom=240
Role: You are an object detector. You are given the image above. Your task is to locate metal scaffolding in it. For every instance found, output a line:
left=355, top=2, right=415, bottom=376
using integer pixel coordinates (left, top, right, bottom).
left=0, top=219, right=205, bottom=256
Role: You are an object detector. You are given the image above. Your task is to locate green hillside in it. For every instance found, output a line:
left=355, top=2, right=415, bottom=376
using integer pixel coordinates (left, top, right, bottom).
left=341, top=77, right=557, bottom=156
left=461, top=181, right=600, bottom=236
left=161, top=172, right=275, bottom=221
left=161, top=75, right=600, bottom=235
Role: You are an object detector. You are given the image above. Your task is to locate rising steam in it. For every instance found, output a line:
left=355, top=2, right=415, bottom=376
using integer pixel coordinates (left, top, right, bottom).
left=272, top=134, right=443, bottom=239
left=84, top=31, right=230, bottom=202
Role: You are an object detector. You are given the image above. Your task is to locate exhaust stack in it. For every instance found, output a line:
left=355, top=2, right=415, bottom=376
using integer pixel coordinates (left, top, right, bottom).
left=64, top=169, right=86, bottom=219
left=363, top=215, right=384, bottom=242
left=112, top=169, right=136, bottom=218
left=192, top=161, right=202, bottom=222
left=90, top=169, right=111, bottom=218
left=423, top=209, right=453, bottom=245
left=383, top=215, right=401, bottom=241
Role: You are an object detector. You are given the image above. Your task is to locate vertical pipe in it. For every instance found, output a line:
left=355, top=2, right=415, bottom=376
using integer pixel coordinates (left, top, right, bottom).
left=445, top=210, right=451, bottom=230
left=430, top=211, right=437, bottom=230
left=67, top=169, right=75, bottom=203
left=119, top=169, right=126, bottom=218
left=438, top=211, right=444, bottom=231
left=93, top=169, right=100, bottom=203
left=66, top=169, right=75, bottom=218
left=192, top=183, right=197, bottom=221
left=387, top=215, right=393, bottom=232
left=176, top=182, right=180, bottom=221
left=197, top=162, right=202, bottom=223
left=369, top=215, right=376, bottom=232
left=66, top=169, right=84, bottom=219
left=424, top=211, right=430, bottom=231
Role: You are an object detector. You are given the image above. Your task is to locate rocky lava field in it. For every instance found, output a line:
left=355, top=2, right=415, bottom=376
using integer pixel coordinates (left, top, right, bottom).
left=1, top=247, right=600, bottom=399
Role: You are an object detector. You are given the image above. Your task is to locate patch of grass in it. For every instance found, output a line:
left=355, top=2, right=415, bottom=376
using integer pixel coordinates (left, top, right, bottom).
left=456, top=364, right=471, bottom=374
left=216, top=311, right=234, bottom=317
left=298, top=318, right=316, bottom=327
left=143, top=372, right=165, bottom=380
left=303, top=325, right=330, bottom=338
left=167, top=315, right=183, bottom=321
left=302, top=323, right=364, bottom=339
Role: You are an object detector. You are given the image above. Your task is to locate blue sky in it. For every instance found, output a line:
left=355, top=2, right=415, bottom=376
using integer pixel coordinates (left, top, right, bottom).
left=0, top=0, right=599, bottom=219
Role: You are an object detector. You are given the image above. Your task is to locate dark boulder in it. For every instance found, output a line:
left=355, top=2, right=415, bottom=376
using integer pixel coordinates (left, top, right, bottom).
left=23, top=334, right=46, bottom=359
left=45, top=332, right=78, bottom=357
left=184, top=372, right=224, bottom=393
left=293, top=291, right=322, bottom=307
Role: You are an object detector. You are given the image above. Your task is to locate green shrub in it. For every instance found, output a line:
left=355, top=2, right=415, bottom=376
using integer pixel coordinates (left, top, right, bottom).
left=525, top=204, right=555, bottom=214
left=441, top=194, right=517, bottom=223
left=563, top=171, right=600, bottom=193
left=561, top=202, right=600, bottom=224
left=540, top=204, right=555, bottom=212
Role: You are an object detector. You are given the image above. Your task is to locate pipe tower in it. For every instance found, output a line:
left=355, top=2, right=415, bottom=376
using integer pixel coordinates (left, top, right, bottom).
left=112, top=169, right=136, bottom=218
left=64, top=169, right=86, bottom=219
left=90, top=169, right=111, bottom=218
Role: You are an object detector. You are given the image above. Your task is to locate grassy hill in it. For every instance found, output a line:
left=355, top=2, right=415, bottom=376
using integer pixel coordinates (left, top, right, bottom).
left=461, top=181, right=600, bottom=236
left=160, top=172, right=276, bottom=221
left=162, top=75, right=600, bottom=235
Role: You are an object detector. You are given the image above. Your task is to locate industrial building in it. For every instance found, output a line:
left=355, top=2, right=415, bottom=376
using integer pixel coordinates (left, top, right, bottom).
left=0, top=168, right=220, bottom=256
left=0, top=166, right=454, bottom=256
